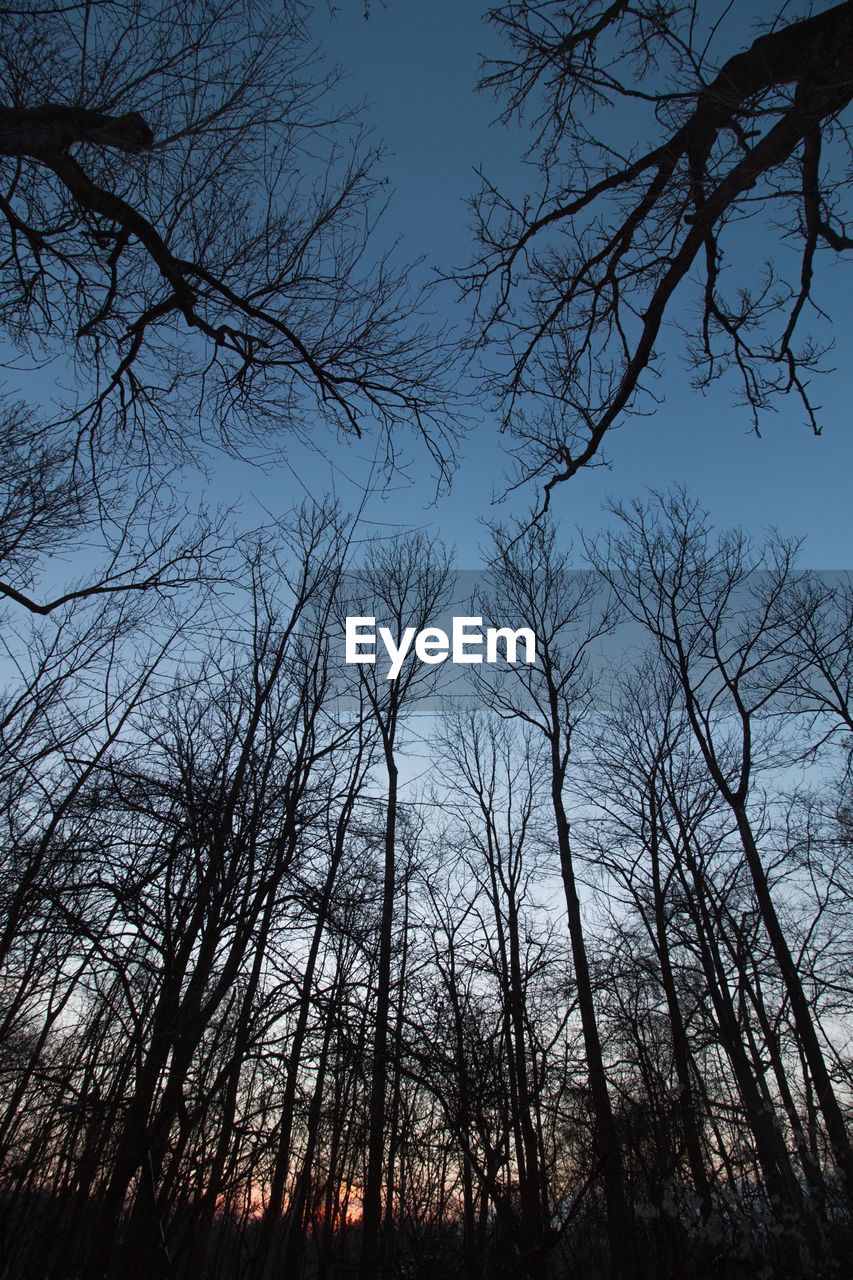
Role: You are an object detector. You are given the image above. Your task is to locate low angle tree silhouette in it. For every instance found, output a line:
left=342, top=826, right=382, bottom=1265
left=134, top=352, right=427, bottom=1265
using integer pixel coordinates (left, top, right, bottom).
left=0, top=0, right=457, bottom=493
left=467, top=0, right=853, bottom=509
left=0, top=0, right=459, bottom=617
left=0, top=3, right=851, bottom=1279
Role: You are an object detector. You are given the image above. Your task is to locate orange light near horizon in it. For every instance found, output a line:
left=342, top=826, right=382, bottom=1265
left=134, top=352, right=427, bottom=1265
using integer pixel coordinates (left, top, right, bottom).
left=338, top=1181, right=364, bottom=1225
left=215, top=1182, right=267, bottom=1222
left=215, top=1179, right=364, bottom=1229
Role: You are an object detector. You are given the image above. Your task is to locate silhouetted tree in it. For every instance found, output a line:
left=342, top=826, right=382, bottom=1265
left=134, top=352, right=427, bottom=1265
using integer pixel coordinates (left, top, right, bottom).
left=1, top=1, right=458, bottom=487
left=593, top=489, right=853, bottom=1206
left=466, top=1, right=853, bottom=508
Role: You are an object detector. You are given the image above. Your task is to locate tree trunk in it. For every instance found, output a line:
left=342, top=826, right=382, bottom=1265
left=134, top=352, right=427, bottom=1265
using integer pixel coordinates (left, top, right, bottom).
left=551, top=778, right=635, bottom=1280
left=359, top=744, right=399, bottom=1279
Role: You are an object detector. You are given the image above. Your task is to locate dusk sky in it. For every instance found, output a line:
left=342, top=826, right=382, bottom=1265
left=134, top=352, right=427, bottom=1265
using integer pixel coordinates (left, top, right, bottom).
left=4, top=7, right=851, bottom=1275
left=4, top=2, right=847, bottom=567
left=238, top=0, right=853, bottom=567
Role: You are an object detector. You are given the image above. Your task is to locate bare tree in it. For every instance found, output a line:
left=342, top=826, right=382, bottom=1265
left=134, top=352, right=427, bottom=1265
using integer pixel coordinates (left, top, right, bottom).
left=1, top=0, right=458, bottom=482
left=592, top=488, right=853, bottom=1205
left=478, top=519, right=637, bottom=1280
left=72, top=502, right=354, bottom=1279
left=466, top=1, right=853, bottom=507
left=341, top=533, right=453, bottom=1280
left=439, top=711, right=554, bottom=1277
left=250, top=716, right=375, bottom=1280
left=578, top=658, right=715, bottom=1219
left=1, top=492, right=850, bottom=1276
left=772, top=570, right=852, bottom=763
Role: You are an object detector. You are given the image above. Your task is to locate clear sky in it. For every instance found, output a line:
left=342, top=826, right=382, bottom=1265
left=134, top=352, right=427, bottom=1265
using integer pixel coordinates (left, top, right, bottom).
left=7, top=1, right=847, bottom=572
left=230, top=0, right=850, bottom=569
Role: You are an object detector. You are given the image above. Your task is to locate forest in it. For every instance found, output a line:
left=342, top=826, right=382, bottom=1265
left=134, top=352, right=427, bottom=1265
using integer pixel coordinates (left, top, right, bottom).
left=1, top=2, right=851, bottom=1279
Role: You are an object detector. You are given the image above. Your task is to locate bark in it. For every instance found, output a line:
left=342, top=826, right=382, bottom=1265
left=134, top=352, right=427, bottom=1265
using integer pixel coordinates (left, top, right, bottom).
left=731, top=803, right=853, bottom=1201
left=280, top=967, right=341, bottom=1279
left=678, top=853, right=803, bottom=1211
left=251, top=785, right=358, bottom=1280
left=359, top=741, right=398, bottom=1279
left=0, top=105, right=154, bottom=156
left=648, top=804, right=712, bottom=1213
left=551, top=776, right=635, bottom=1280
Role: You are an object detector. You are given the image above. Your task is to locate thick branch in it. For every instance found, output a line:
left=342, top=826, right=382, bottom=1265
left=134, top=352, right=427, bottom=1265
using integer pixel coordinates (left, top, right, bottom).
left=0, top=104, right=154, bottom=156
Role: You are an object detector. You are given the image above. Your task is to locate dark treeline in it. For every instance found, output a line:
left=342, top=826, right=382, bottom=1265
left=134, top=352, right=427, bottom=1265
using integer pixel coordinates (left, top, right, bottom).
left=0, top=491, right=850, bottom=1280
left=1, top=1, right=852, bottom=1276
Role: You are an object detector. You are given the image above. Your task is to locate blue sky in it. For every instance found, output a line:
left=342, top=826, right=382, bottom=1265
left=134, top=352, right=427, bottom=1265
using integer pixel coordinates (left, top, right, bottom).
left=5, top=1, right=849, bottom=574
left=241, top=0, right=852, bottom=568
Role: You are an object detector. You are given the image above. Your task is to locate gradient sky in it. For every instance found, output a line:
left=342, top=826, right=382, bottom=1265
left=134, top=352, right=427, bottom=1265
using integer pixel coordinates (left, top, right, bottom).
left=7, top=1, right=847, bottom=573
left=227, top=0, right=850, bottom=569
